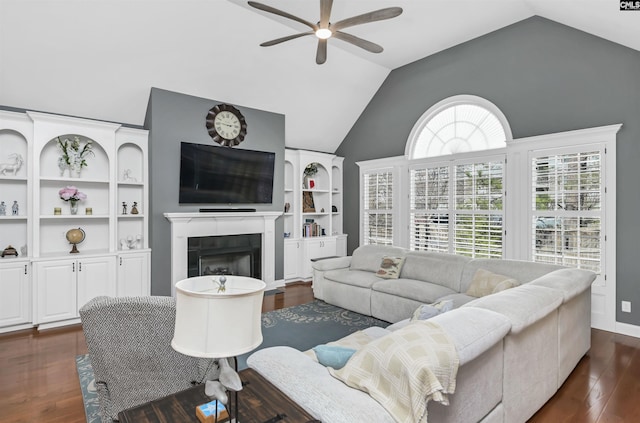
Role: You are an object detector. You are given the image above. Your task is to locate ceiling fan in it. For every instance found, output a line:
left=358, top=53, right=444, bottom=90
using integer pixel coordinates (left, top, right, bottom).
left=248, top=0, right=403, bottom=64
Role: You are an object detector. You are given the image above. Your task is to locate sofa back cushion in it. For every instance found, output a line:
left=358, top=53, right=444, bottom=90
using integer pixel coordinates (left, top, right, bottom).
left=400, top=251, right=471, bottom=291
left=460, top=259, right=564, bottom=293
left=350, top=245, right=406, bottom=273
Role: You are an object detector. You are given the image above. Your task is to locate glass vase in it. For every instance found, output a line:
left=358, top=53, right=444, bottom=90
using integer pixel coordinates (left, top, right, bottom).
left=70, top=200, right=79, bottom=215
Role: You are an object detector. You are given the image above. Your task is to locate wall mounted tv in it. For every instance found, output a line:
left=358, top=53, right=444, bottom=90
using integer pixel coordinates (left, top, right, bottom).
left=179, top=142, right=275, bottom=204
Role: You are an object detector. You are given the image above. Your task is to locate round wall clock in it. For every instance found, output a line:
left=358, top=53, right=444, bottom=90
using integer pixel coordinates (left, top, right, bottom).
left=205, top=104, right=248, bottom=147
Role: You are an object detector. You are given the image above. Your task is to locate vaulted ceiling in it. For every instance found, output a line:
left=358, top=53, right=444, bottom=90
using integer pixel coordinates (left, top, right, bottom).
left=1, top=0, right=638, bottom=153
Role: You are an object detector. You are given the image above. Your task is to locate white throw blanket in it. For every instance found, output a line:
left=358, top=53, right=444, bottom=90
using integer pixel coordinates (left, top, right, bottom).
left=329, top=321, right=459, bottom=423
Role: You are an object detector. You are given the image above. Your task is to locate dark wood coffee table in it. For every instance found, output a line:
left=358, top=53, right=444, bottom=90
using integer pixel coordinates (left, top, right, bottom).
left=118, top=368, right=317, bottom=423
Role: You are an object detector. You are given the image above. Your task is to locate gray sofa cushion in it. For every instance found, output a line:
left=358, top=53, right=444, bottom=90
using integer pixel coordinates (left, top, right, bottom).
left=400, top=251, right=471, bottom=291
left=372, top=278, right=457, bottom=304
left=350, top=245, right=406, bottom=273
left=528, top=268, right=596, bottom=302
left=436, top=293, right=477, bottom=308
left=464, top=284, right=564, bottom=334
left=324, top=269, right=382, bottom=289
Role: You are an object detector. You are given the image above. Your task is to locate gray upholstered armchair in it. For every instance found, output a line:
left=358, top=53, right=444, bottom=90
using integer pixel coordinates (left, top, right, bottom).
left=80, top=296, right=219, bottom=422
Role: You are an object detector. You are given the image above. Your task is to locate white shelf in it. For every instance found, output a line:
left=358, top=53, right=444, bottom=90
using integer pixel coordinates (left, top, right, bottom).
left=40, top=215, right=110, bottom=220
left=117, top=181, right=145, bottom=187
left=0, top=216, right=28, bottom=220
left=118, top=214, right=145, bottom=219
left=0, top=176, right=27, bottom=182
left=40, top=177, right=110, bottom=184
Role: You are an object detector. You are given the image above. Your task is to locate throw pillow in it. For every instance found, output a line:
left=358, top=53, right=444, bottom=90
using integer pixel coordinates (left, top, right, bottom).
left=313, top=345, right=357, bottom=369
left=376, top=256, right=405, bottom=279
left=466, top=268, right=520, bottom=297
left=411, top=299, right=454, bottom=321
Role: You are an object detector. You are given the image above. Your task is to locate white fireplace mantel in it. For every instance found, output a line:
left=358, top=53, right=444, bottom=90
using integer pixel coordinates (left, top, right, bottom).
left=164, top=212, right=282, bottom=296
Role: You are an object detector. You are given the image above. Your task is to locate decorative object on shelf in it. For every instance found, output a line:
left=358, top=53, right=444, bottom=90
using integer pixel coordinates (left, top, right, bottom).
left=1, top=245, right=18, bottom=257
left=57, top=136, right=94, bottom=177
left=85, top=207, right=92, bottom=215
left=307, top=178, right=316, bottom=189
left=122, top=202, right=127, bottom=215
left=54, top=207, right=62, bottom=215
left=11, top=200, right=18, bottom=215
left=322, top=228, right=326, bottom=236
left=303, top=191, right=316, bottom=212
left=59, top=186, right=86, bottom=215
left=284, top=232, right=291, bottom=238
left=65, top=227, right=85, bottom=254
left=120, top=234, right=142, bottom=250
left=332, top=205, right=338, bottom=213
left=0, top=201, right=5, bottom=215
left=205, top=103, right=248, bottom=147
left=122, top=169, right=137, bottom=182
left=320, top=207, right=325, bottom=213
left=131, top=202, right=139, bottom=214
left=0, top=153, right=24, bottom=176
left=303, top=162, right=318, bottom=189
left=284, top=202, right=290, bottom=213
left=20, top=245, right=27, bottom=256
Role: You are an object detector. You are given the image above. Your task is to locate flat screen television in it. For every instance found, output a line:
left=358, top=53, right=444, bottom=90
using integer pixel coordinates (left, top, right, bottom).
left=179, top=142, right=275, bottom=204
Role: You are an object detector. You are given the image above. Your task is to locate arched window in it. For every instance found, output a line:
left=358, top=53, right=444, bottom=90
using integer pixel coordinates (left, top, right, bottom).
left=406, top=95, right=512, bottom=159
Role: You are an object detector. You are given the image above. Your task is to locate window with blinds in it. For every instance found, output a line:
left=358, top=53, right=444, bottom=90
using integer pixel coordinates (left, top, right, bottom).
left=409, top=159, right=504, bottom=258
left=410, top=166, right=449, bottom=252
left=531, top=150, right=602, bottom=273
left=363, top=170, right=394, bottom=245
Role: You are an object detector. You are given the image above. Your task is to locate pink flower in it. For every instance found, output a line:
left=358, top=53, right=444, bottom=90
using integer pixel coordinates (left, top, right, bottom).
left=59, top=186, right=86, bottom=202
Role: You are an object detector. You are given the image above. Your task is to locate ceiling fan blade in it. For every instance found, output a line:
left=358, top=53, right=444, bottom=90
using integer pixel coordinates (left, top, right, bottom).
left=316, top=39, right=328, bottom=64
left=331, top=7, right=403, bottom=32
left=260, top=31, right=314, bottom=47
left=319, top=0, right=333, bottom=29
left=333, top=31, right=383, bottom=53
left=248, top=1, right=318, bottom=31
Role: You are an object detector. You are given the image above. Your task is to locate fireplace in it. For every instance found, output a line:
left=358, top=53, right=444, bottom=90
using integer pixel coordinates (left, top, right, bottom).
left=164, top=211, right=281, bottom=296
left=188, top=234, right=261, bottom=278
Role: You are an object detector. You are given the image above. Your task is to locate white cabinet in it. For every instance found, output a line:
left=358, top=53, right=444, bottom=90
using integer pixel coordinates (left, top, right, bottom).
left=117, top=251, right=150, bottom=297
left=283, top=239, right=301, bottom=280
left=35, top=256, right=116, bottom=326
left=0, top=110, right=151, bottom=332
left=302, top=237, right=337, bottom=278
left=283, top=149, right=347, bottom=281
left=0, top=260, right=31, bottom=330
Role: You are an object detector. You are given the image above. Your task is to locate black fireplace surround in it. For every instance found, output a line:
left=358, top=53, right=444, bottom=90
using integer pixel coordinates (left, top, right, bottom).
left=187, top=234, right=262, bottom=279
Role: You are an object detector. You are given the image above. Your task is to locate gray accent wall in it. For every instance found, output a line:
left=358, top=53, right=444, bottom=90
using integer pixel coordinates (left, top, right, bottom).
left=336, top=17, right=640, bottom=326
left=144, top=88, right=285, bottom=296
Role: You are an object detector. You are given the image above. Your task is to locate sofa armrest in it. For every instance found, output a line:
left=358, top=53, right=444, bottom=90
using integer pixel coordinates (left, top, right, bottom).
left=463, top=284, right=563, bottom=334
left=528, top=268, right=596, bottom=302
left=312, top=256, right=352, bottom=271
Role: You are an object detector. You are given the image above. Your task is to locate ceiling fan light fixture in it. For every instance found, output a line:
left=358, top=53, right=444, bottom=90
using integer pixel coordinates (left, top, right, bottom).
left=315, top=28, right=332, bottom=39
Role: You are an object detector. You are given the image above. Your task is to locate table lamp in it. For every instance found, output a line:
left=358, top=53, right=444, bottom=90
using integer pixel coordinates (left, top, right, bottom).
left=172, top=275, right=266, bottom=422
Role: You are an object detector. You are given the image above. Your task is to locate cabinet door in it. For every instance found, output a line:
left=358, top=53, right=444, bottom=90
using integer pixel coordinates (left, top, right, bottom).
left=283, top=240, right=301, bottom=280
left=35, top=260, right=76, bottom=324
left=77, top=256, right=117, bottom=311
left=303, top=238, right=338, bottom=278
left=117, top=252, right=150, bottom=297
left=0, top=261, right=31, bottom=328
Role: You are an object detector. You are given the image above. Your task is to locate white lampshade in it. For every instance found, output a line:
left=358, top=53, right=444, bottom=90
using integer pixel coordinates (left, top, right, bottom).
left=172, top=275, right=266, bottom=358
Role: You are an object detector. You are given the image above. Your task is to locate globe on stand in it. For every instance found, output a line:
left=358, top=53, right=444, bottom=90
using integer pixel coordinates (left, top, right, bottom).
left=66, top=227, right=86, bottom=254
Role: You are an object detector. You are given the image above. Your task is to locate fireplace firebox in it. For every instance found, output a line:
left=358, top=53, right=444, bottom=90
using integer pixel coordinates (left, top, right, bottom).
left=187, top=234, right=261, bottom=279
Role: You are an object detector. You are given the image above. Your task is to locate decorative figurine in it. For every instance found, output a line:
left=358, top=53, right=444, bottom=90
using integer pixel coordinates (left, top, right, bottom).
left=122, top=202, right=127, bottom=215
left=12, top=200, right=18, bottom=215
left=122, top=169, right=137, bottom=182
left=120, top=238, right=128, bottom=250
left=284, top=202, right=290, bottom=213
left=131, top=202, right=139, bottom=215
left=0, top=153, right=24, bottom=176
left=0, top=201, right=5, bottom=215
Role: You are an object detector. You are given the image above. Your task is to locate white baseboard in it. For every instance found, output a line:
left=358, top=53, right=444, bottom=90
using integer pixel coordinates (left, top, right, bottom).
left=615, top=321, right=640, bottom=338
left=266, top=279, right=285, bottom=291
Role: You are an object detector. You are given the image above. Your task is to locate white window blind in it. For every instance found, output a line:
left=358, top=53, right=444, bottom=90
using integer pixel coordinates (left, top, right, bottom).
left=409, top=158, right=504, bottom=258
left=363, top=170, right=393, bottom=245
left=531, top=150, right=602, bottom=273
left=409, top=166, right=449, bottom=252
left=454, top=160, right=504, bottom=258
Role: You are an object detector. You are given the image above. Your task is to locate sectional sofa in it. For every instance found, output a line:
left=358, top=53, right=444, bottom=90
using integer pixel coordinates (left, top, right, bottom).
left=248, top=245, right=596, bottom=423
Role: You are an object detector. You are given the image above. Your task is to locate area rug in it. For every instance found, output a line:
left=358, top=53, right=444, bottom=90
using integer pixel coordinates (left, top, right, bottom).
left=76, top=300, right=388, bottom=422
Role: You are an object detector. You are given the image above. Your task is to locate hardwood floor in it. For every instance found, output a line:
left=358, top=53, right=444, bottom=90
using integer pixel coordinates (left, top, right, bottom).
left=0, top=282, right=638, bottom=423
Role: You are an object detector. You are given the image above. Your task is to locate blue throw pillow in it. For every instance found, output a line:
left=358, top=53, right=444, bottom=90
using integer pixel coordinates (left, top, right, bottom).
left=313, top=345, right=357, bottom=369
